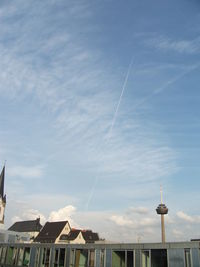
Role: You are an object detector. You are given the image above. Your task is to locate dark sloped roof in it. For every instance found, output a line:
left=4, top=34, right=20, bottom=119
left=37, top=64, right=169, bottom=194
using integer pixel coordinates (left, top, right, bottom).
left=34, top=221, right=68, bottom=243
left=60, top=229, right=99, bottom=243
left=60, top=229, right=80, bottom=241
left=8, top=218, right=42, bottom=232
left=82, top=230, right=99, bottom=243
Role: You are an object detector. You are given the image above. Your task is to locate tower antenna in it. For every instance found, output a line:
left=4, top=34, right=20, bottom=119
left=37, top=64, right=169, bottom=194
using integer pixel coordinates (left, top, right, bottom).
left=160, top=185, right=163, bottom=204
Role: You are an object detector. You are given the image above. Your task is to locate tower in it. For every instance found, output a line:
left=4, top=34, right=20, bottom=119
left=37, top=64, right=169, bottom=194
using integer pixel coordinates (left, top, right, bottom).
left=156, top=186, right=168, bottom=243
left=0, top=166, right=6, bottom=224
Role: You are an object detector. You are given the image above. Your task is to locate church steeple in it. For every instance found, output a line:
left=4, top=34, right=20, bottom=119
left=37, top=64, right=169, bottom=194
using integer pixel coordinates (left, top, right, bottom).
left=0, top=166, right=5, bottom=199
left=0, top=165, right=6, bottom=224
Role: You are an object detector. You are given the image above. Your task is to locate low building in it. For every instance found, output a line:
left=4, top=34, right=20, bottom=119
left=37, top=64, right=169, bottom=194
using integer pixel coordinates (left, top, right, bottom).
left=34, top=221, right=71, bottom=243
left=59, top=228, right=99, bottom=244
left=8, top=218, right=42, bottom=241
left=59, top=229, right=85, bottom=244
left=1, top=241, right=200, bottom=267
left=0, top=229, right=29, bottom=243
left=81, top=229, right=99, bottom=243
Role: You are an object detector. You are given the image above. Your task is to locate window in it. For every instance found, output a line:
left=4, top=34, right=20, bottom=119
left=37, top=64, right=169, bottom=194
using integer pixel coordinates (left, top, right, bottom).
left=141, top=250, right=150, bottom=267
left=12, top=247, right=18, bottom=266
left=34, top=247, right=40, bottom=267
left=89, top=250, right=95, bottom=267
left=17, top=248, right=24, bottom=266
left=54, top=249, right=59, bottom=267
left=127, top=250, right=134, bottom=267
left=112, top=251, right=125, bottom=267
left=59, top=248, right=66, bottom=267
left=185, top=249, right=192, bottom=267
left=100, top=250, right=105, bottom=267
left=70, top=249, right=75, bottom=267
left=151, top=249, right=167, bottom=267
left=75, top=249, right=88, bottom=267
left=112, top=250, right=134, bottom=267
left=5, top=246, right=14, bottom=265
left=40, top=248, right=51, bottom=267
left=1, top=247, right=7, bottom=265
left=23, top=247, right=31, bottom=267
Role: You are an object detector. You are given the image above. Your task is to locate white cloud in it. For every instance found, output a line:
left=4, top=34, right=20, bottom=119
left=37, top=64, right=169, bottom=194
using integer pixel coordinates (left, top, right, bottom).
left=176, top=211, right=200, bottom=224
left=172, top=229, right=183, bottom=237
left=176, top=211, right=195, bottom=223
left=140, top=217, right=158, bottom=227
left=110, top=215, right=133, bottom=227
left=165, top=215, right=174, bottom=224
left=110, top=208, right=159, bottom=229
left=11, top=205, right=77, bottom=227
left=9, top=203, right=200, bottom=242
left=48, top=205, right=77, bottom=226
left=129, top=207, right=149, bottom=214
left=11, top=209, right=46, bottom=225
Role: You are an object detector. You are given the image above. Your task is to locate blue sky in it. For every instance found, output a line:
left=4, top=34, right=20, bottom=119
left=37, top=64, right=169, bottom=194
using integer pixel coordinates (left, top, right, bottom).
left=0, top=0, right=200, bottom=242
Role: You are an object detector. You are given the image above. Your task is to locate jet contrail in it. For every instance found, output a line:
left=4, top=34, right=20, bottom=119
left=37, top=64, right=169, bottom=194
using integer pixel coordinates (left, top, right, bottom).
left=107, top=58, right=134, bottom=139
left=85, top=58, right=134, bottom=210
left=85, top=62, right=199, bottom=210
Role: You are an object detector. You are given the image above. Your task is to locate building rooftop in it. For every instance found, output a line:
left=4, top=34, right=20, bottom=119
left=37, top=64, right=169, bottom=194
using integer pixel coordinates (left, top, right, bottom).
left=60, top=228, right=99, bottom=243
left=34, top=221, right=68, bottom=243
left=8, top=218, right=42, bottom=233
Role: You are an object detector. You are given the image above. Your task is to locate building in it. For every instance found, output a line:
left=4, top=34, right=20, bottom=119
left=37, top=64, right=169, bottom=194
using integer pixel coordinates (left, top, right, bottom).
left=34, top=221, right=71, bottom=243
left=59, top=228, right=99, bottom=244
left=0, top=240, right=199, bottom=266
left=8, top=218, right=42, bottom=241
left=0, top=229, right=30, bottom=243
left=34, top=221, right=99, bottom=244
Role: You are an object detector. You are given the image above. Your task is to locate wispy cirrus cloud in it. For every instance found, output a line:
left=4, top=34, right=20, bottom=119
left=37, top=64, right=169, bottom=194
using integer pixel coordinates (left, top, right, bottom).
left=146, top=35, right=200, bottom=54
left=0, top=1, right=185, bottom=235
left=0, top=1, right=177, bottom=183
left=7, top=165, right=44, bottom=179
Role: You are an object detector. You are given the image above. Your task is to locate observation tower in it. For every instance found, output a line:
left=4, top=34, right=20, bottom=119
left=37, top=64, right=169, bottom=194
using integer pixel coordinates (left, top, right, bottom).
left=156, top=186, right=168, bottom=243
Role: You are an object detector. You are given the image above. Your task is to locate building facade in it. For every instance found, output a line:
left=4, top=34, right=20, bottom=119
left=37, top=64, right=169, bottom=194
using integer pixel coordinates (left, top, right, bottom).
left=0, top=241, right=199, bottom=267
left=8, top=218, right=43, bottom=242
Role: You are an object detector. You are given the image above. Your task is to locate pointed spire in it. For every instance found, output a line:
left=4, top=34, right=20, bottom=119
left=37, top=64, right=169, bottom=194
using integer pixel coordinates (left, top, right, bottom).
left=0, top=165, right=5, bottom=198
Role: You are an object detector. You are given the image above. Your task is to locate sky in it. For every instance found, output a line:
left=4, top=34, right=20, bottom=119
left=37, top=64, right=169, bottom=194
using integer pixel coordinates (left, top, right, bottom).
left=0, top=0, right=200, bottom=242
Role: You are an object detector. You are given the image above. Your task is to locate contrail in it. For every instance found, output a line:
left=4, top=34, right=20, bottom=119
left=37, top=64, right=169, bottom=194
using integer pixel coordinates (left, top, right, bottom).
left=107, top=58, right=134, bottom=139
left=85, top=58, right=134, bottom=210
left=85, top=62, right=199, bottom=210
